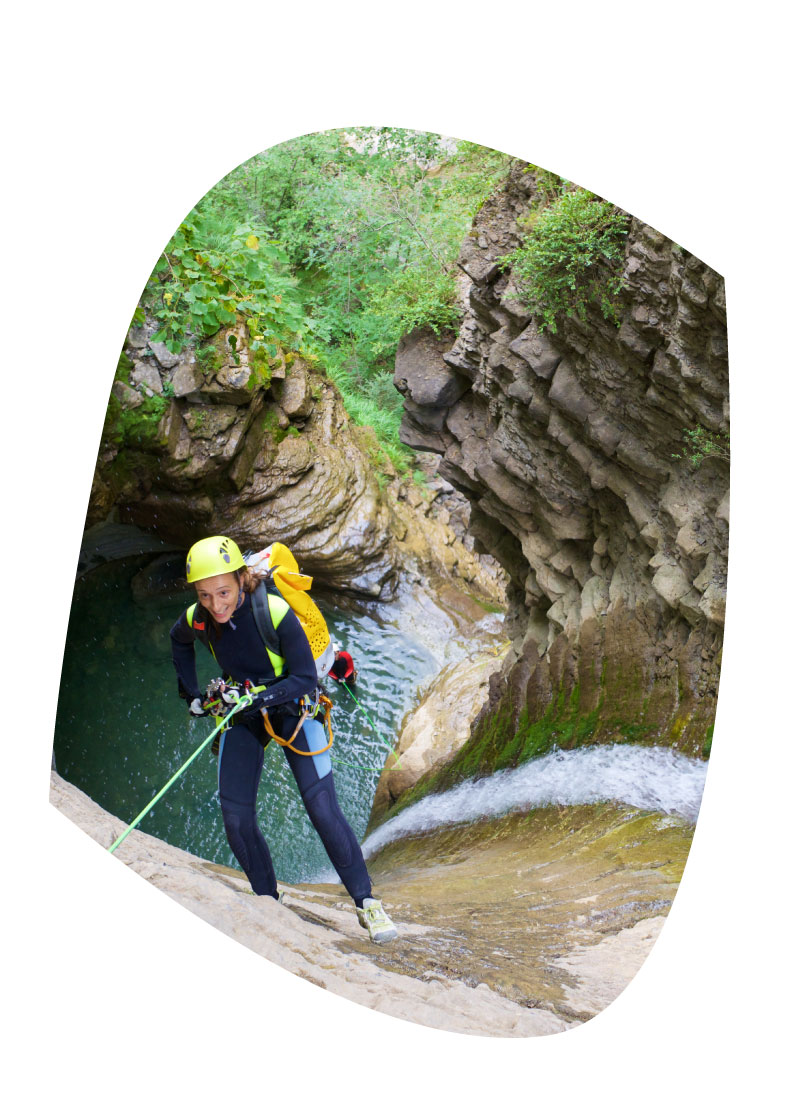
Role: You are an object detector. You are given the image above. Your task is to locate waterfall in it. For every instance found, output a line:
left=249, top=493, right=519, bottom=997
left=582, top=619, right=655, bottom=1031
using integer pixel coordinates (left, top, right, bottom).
left=363, top=745, right=707, bottom=857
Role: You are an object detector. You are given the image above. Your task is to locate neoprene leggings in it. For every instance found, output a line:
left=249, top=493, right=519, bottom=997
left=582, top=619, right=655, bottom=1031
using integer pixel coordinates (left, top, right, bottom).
left=216, top=711, right=372, bottom=905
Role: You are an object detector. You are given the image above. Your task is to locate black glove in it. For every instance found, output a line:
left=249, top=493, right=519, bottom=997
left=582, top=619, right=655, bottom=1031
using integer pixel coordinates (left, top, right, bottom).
left=188, top=696, right=209, bottom=717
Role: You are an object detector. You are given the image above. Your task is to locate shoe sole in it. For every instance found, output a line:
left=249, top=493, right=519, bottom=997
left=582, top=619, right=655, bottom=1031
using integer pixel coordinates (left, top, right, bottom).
left=370, top=928, right=399, bottom=944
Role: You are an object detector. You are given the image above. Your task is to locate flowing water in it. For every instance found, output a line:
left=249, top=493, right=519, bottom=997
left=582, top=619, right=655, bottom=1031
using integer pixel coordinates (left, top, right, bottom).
left=53, top=557, right=439, bottom=883
left=362, top=745, right=708, bottom=858
left=54, top=554, right=707, bottom=893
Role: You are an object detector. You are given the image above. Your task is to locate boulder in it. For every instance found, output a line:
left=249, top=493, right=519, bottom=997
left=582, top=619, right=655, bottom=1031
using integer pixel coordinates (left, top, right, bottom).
left=111, top=381, right=144, bottom=409
left=276, top=359, right=314, bottom=419
left=130, top=361, right=163, bottom=395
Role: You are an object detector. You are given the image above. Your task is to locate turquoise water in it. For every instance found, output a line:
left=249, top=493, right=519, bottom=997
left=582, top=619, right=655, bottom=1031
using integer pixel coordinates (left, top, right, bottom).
left=53, top=558, right=437, bottom=883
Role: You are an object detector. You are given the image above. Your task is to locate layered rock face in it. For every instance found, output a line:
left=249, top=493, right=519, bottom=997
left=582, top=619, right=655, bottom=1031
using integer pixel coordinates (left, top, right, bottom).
left=394, top=164, right=728, bottom=764
left=91, top=320, right=506, bottom=606
left=92, top=322, right=398, bottom=597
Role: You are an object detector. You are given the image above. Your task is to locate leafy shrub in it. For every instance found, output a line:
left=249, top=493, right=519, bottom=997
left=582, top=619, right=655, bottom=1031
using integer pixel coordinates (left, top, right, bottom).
left=501, top=188, right=630, bottom=333
left=672, top=426, right=731, bottom=469
left=146, top=211, right=307, bottom=360
left=368, top=266, right=460, bottom=356
left=123, top=130, right=513, bottom=481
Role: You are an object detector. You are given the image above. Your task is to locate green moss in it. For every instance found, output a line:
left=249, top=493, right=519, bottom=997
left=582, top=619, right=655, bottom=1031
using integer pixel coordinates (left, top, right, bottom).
left=258, top=406, right=300, bottom=447
left=195, top=343, right=222, bottom=375
left=701, top=724, right=714, bottom=760
left=186, top=408, right=209, bottom=433
left=104, top=448, right=160, bottom=495
left=104, top=391, right=169, bottom=451
left=382, top=655, right=672, bottom=828
left=469, top=595, right=507, bottom=615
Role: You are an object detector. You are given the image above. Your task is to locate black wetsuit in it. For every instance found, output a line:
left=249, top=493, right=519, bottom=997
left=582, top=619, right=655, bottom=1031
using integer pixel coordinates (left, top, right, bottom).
left=170, top=589, right=372, bottom=904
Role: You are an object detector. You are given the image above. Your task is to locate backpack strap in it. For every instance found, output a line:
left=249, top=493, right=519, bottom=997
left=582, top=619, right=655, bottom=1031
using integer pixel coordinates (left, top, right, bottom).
left=251, top=581, right=290, bottom=677
left=186, top=601, right=216, bottom=658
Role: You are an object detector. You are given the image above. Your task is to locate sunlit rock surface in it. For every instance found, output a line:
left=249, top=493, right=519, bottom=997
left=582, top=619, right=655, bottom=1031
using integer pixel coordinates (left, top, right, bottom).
left=52, top=768, right=691, bottom=1036
left=369, top=644, right=506, bottom=826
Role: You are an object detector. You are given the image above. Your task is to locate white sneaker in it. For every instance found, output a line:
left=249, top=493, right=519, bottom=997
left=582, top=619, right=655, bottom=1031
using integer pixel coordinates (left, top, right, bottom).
left=357, top=897, right=398, bottom=944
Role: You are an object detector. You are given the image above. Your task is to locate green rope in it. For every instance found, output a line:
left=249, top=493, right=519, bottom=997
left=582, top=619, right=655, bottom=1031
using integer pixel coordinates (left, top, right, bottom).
left=331, top=681, right=401, bottom=773
left=107, top=691, right=261, bottom=855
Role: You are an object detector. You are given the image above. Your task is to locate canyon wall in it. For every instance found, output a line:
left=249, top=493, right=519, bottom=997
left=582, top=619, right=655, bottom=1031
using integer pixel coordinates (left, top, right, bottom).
left=394, top=163, right=728, bottom=782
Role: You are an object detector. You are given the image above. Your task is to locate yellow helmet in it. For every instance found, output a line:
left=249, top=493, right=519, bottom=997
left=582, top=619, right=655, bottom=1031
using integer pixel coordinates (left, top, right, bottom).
left=186, top=536, right=246, bottom=583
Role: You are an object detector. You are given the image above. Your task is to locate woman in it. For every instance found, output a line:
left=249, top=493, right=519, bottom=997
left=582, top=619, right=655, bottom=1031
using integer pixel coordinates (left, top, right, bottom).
left=169, top=534, right=397, bottom=944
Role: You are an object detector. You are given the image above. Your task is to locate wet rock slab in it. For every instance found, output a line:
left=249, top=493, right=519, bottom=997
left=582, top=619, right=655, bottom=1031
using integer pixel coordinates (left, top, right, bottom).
left=51, top=772, right=690, bottom=1034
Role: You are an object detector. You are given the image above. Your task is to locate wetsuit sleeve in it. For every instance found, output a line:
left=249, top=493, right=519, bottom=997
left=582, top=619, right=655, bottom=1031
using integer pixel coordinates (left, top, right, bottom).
left=255, top=607, right=318, bottom=710
left=169, top=612, right=201, bottom=700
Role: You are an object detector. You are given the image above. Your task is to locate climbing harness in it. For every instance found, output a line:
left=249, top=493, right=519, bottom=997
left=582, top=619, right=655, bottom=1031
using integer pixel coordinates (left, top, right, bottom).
left=261, top=689, right=335, bottom=757
left=107, top=683, right=268, bottom=855
left=200, top=673, right=400, bottom=773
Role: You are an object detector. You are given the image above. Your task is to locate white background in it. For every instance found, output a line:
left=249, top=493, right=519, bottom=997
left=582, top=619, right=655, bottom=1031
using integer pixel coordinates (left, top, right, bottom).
left=4, top=2, right=797, bottom=1097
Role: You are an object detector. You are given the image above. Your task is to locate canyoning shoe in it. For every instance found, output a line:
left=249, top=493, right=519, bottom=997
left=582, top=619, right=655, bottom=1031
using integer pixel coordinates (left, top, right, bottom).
left=357, top=897, right=398, bottom=944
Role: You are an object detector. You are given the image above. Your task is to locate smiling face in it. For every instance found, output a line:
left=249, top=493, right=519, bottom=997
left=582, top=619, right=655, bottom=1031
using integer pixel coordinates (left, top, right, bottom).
left=195, top=572, right=241, bottom=624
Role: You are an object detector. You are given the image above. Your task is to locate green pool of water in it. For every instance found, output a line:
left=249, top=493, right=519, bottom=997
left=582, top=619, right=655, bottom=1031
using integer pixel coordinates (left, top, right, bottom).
left=53, top=558, right=438, bottom=884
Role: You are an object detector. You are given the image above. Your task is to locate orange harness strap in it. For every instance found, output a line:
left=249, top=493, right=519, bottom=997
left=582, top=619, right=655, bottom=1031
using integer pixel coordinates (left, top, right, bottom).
left=262, top=695, right=334, bottom=757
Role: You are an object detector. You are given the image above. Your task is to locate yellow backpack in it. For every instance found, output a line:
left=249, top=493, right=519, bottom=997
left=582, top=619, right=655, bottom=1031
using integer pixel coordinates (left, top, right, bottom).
left=246, top=542, right=334, bottom=678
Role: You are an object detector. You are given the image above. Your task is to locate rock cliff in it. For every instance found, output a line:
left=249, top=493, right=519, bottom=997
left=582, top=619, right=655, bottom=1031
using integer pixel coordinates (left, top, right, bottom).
left=394, top=162, right=728, bottom=781
left=93, top=323, right=397, bottom=597
left=90, top=320, right=505, bottom=608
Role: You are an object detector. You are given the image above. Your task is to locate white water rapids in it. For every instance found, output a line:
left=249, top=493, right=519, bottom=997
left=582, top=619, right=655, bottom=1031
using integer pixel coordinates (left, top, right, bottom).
left=362, top=745, right=707, bottom=858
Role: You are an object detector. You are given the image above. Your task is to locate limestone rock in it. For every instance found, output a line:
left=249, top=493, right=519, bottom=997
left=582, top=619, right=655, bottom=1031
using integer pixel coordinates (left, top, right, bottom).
left=395, top=327, right=471, bottom=408
left=148, top=340, right=180, bottom=370
left=652, top=564, right=692, bottom=608
left=111, top=381, right=143, bottom=409
left=370, top=647, right=505, bottom=822
left=50, top=771, right=568, bottom=1038
left=171, top=362, right=203, bottom=398
left=394, top=160, right=728, bottom=757
left=130, top=361, right=163, bottom=395
left=276, top=359, right=314, bottom=420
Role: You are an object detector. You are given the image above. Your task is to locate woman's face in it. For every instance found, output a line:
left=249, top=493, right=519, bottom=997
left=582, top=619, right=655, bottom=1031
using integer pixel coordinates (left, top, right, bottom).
left=195, top=572, right=240, bottom=623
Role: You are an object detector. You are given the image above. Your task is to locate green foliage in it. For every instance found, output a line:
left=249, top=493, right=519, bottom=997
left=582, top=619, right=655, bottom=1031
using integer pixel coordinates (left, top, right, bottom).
left=195, top=342, right=222, bottom=375
left=368, top=267, right=460, bottom=355
left=322, top=354, right=412, bottom=475
left=672, top=425, right=731, bottom=469
left=180, top=130, right=507, bottom=376
left=128, top=129, right=512, bottom=477
left=105, top=391, right=169, bottom=450
left=501, top=186, right=630, bottom=333
left=144, top=210, right=306, bottom=359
